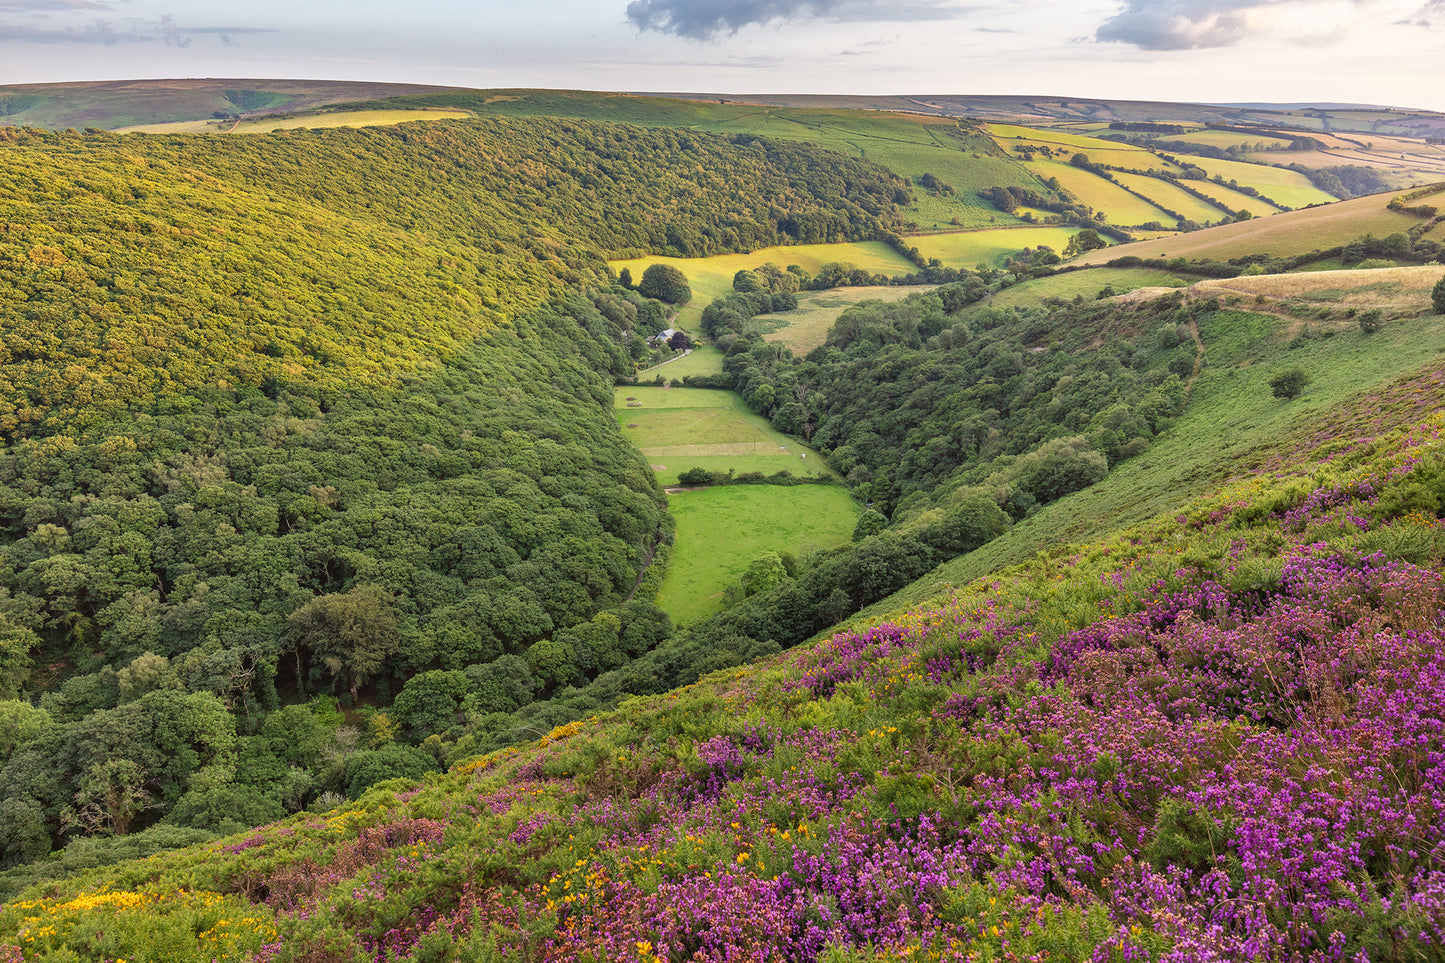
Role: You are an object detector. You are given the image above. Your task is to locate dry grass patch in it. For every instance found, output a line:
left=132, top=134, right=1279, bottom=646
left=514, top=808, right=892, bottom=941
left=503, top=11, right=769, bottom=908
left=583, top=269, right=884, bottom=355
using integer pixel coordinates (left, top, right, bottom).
left=1195, top=266, right=1445, bottom=315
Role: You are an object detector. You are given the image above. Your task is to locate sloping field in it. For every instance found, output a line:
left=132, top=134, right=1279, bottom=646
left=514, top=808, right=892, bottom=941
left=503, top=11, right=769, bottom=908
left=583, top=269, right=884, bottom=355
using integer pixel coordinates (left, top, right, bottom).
left=611, top=242, right=917, bottom=329
left=909, top=225, right=1082, bottom=268
left=960, top=266, right=1191, bottom=312
left=1074, top=189, right=1439, bottom=264
left=761, top=285, right=936, bottom=355
left=1185, top=157, right=1338, bottom=207
left=1187, top=179, right=1282, bottom=217
left=1111, top=171, right=1227, bottom=224
left=120, top=108, right=472, bottom=134
left=657, top=485, right=861, bottom=623
left=1026, top=159, right=1174, bottom=224
left=614, top=386, right=835, bottom=486
left=637, top=344, right=726, bottom=379
left=1169, top=129, right=1294, bottom=150
left=1193, top=265, right=1445, bottom=314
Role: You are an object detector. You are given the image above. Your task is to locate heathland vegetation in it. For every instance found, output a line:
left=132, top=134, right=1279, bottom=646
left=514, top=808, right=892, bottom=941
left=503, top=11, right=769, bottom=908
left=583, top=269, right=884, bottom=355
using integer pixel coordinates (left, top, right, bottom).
left=2, top=84, right=1445, bottom=961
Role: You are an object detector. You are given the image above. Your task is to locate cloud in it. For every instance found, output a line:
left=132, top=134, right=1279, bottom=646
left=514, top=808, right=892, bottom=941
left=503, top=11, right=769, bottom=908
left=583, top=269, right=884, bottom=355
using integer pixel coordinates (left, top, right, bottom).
left=625, top=0, right=973, bottom=40
left=0, top=0, right=111, bottom=9
left=0, top=12, right=275, bottom=46
left=1095, top=0, right=1266, bottom=50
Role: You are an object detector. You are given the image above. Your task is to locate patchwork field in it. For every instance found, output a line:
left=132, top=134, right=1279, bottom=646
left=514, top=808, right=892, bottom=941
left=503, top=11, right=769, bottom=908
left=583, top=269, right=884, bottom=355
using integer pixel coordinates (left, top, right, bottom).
left=656, top=485, right=862, bottom=623
left=614, top=386, right=836, bottom=487
left=1183, top=157, right=1337, bottom=208
left=1073, top=188, right=1440, bottom=264
left=1024, top=160, right=1174, bottom=225
left=1110, top=171, right=1227, bottom=224
left=760, top=285, right=936, bottom=355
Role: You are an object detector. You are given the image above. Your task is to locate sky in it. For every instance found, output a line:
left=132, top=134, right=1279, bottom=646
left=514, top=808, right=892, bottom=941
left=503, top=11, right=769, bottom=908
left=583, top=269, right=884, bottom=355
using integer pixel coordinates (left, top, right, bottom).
left=1, top=0, right=1443, bottom=111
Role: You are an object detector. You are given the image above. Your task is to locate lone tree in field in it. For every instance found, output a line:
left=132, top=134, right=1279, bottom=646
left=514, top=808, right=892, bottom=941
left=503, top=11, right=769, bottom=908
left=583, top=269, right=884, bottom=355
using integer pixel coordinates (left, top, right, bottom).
left=638, top=263, right=692, bottom=304
left=1433, top=274, right=1445, bottom=314
left=1270, top=367, right=1310, bottom=400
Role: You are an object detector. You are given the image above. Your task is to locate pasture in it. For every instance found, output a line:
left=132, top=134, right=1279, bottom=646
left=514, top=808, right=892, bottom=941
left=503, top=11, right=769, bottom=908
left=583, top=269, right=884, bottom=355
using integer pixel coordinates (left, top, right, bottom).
left=1072, top=189, right=1436, bottom=264
left=614, top=386, right=836, bottom=487
left=611, top=242, right=917, bottom=329
left=761, top=286, right=936, bottom=355
left=908, top=226, right=1083, bottom=268
left=1183, top=157, right=1337, bottom=208
left=961, top=267, right=1191, bottom=312
left=657, top=485, right=862, bottom=624
left=1024, top=160, right=1174, bottom=225
left=638, top=344, right=726, bottom=380
left=119, top=108, right=472, bottom=134
left=1110, top=171, right=1227, bottom=224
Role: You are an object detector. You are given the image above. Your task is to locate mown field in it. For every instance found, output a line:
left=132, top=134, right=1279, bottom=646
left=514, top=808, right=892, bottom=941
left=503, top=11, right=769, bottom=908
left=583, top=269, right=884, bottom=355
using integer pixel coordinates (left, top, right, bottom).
left=614, top=386, right=835, bottom=486
left=759, top=285, right=936, bottom=355
left=638, top=344, right=726, bottom=379
left=656, top=484, right=862, bottom=623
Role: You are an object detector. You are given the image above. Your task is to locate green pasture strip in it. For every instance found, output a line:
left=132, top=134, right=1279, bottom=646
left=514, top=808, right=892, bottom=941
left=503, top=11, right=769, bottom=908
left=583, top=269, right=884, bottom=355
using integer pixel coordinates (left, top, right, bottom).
left=1111, top=171, right=1226, bottom=224
left=1183, top=156, right=1338, bottom=208
left=657, top=485, right=862, bottom=624
left=1186, top=179, right=1282, bottom=217
left=1025, top=160, right=1175, bottom=225
left=1169, top=129, right=1295, bottom=150
left=961, top=267, right=1190, bottom=312
left=909, top=226, right=1083, bottom=269
left=761, top=286, right=936, bottom=355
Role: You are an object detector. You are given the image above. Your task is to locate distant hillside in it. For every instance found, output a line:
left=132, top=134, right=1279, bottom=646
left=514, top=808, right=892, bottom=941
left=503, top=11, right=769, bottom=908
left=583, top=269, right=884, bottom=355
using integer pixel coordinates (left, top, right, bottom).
left=0, top=78, right=458, bottom=130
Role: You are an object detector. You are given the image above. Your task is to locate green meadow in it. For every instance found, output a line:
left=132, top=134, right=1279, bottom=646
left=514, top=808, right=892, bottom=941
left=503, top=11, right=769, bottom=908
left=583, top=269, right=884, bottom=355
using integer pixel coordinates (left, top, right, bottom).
left=638, top=344, right=726, bottom=379
left=760, top=285, right=936, bottom=355
left=611, top=242, right=917, bottom=328
left=960, top=266, right=1191, bottom=312
left=908, top=226, right=1083, bottom=267
left=614, top=386, right=835, bottom=487
left=656, top=485, right=862, bottom=623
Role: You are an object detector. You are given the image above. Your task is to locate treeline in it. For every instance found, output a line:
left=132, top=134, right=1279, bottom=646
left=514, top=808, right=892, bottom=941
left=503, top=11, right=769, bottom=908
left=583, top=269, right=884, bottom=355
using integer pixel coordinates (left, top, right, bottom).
left=979, top=185, right=1132, bottom=241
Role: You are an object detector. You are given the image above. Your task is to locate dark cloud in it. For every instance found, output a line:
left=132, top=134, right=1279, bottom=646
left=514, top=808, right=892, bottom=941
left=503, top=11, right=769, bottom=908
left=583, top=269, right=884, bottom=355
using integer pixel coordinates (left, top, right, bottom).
left=625, top=0, right=972, bottom=40
left=1095, top=0, right=1265, bottom=50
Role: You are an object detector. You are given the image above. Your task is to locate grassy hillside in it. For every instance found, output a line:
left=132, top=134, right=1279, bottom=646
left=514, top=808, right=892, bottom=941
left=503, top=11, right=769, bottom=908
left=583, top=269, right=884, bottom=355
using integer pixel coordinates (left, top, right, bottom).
left=1075, top=185, right=1445, bottom=264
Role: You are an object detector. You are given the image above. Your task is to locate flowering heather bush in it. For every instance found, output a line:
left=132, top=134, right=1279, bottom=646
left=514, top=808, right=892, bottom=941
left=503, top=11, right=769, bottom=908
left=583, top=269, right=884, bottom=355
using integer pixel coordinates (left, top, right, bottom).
left=4, top=412, right=1445, bottom=960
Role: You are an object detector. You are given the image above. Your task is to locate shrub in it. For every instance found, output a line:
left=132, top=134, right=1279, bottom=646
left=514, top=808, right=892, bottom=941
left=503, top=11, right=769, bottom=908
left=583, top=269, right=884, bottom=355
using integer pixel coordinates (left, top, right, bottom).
left=1269, top=367, right=1310, bottom=400
left=1433, top=274, right=1445, bottom=314
left=1358, top=309, right=1383, bottom=334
